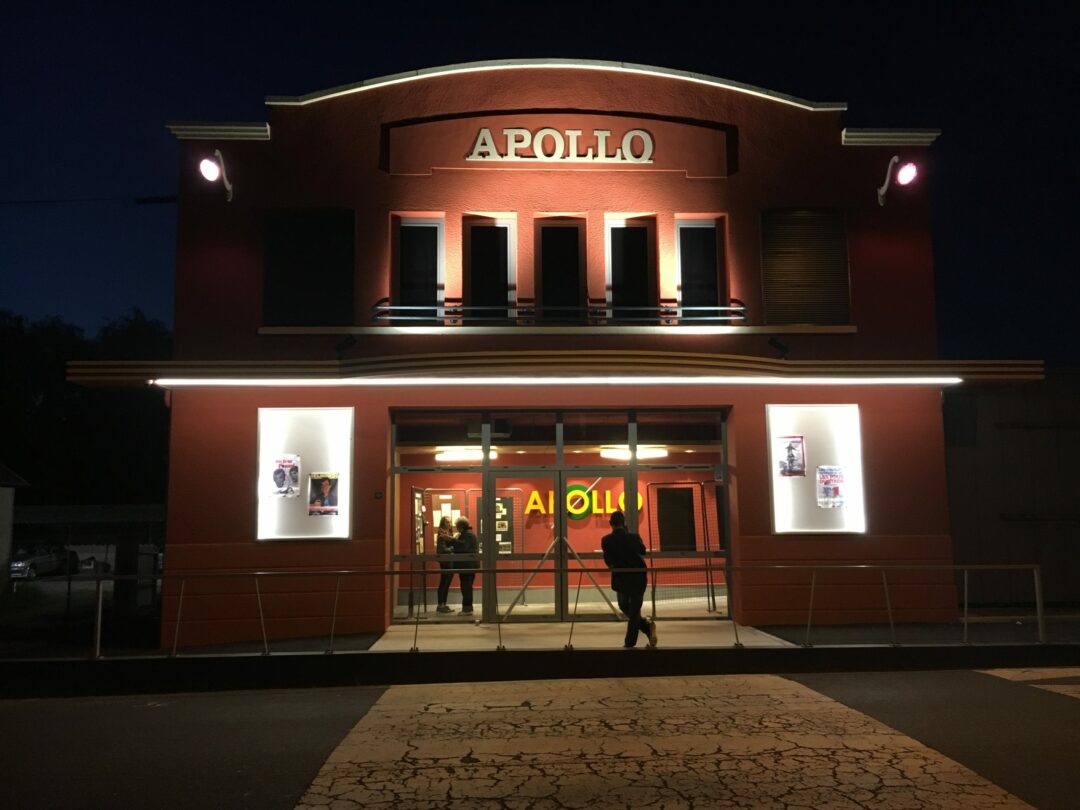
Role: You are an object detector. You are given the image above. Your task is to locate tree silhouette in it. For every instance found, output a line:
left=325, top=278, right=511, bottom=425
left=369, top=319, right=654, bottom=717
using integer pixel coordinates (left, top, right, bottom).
left=0, top=308, right=171, bottom=505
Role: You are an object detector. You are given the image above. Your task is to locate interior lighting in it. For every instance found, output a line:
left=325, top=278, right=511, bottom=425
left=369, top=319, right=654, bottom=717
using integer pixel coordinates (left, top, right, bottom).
left=877, top=154, right=919, bottom=206
left=199, top=148, right=233, bottom=201
left=433, top=446, right=497, bottom=462
left=599, top=445, right=669, bottom=460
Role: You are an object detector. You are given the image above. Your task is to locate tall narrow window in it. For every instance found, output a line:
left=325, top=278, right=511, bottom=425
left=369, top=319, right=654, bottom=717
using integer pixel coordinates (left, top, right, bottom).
left=464, top=218, right=514, bottom=323
left=537, top=220, right=585, bottom=322
left=395, top=218, right=444, bottom=322
left=263, top=209, right=355, bottom=326
left=676, top=220, right=724, bottom=321
left=606, top=218, right=657, bottom=321
left=761, top=209, right=850, bottom=325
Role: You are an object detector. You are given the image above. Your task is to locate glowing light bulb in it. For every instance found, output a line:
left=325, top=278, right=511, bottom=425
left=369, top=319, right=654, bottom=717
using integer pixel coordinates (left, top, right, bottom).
left=896, top=162, right=918, bottom=186
left=199, top=158, right=221, bottom=182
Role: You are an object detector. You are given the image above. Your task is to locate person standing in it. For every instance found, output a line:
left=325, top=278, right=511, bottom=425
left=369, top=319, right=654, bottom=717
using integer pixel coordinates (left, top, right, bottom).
left=453, top=516, right=479, bottom=615
left=601, top=510, right=658, bottom=648
left=435, top=517, right=456, bottom=613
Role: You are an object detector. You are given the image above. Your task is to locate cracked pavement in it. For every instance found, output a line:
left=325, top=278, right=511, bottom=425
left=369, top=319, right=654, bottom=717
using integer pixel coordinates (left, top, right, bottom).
left=296, top=675, right=1030, bottom=809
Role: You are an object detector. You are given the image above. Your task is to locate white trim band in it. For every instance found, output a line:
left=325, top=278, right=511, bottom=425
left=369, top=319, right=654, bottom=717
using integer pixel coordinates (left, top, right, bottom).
left=152, top=375, right=963, bottom=388
left=265, top=59, right=847, bottom=112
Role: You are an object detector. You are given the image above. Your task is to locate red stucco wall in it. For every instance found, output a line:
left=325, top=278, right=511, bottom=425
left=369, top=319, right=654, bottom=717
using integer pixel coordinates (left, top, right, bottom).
left=173, top=66, right=937, bottom=362
left=162, top=384, right=953, bottom=645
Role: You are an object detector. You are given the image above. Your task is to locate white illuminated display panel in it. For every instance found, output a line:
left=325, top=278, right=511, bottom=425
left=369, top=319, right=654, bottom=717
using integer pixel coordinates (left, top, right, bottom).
left=766, top=404, right=866, bottom=534
left=257, top=408, right=353, bottom=540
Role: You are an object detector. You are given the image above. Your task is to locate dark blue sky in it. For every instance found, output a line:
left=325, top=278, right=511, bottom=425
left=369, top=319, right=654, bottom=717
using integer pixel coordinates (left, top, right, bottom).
left=1, top=1, right=1076, bottom=363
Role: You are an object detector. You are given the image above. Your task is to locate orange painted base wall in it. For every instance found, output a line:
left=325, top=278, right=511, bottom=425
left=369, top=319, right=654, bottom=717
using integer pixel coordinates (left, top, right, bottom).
left=161, top=384, right=956, bottom=646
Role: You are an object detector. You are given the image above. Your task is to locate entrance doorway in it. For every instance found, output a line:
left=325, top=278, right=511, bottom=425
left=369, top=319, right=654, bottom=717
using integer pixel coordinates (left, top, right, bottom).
left=391, top=409, right=729, bottom=623
left=487, top=471, right=627, bottom=622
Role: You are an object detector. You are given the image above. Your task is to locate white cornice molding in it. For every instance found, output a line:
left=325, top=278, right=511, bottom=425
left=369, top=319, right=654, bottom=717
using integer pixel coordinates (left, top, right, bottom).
left=166, top=122, right=271, bottom=141
left=264, top=59, right=847, bottom=112
left=842, top=128, right=941, bottom=146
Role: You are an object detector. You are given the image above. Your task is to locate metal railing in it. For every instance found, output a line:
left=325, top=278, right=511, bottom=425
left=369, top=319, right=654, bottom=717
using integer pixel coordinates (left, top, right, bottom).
left=1, top=562, right=1052, bottom=659
left=728, top=563, right=1047, bottom=647
left=371, top=298, right=747, bottom=326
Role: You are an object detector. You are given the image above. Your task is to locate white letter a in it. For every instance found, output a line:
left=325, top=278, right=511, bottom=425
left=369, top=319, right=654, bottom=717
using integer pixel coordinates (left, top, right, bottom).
left=468, top=128, right=499, bottom=161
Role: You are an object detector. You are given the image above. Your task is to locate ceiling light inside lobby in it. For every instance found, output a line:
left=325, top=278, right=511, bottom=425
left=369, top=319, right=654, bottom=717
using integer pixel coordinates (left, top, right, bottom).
left=599, top=445, right=668, bottom=460
left=434, top=446, right=497, bottom=462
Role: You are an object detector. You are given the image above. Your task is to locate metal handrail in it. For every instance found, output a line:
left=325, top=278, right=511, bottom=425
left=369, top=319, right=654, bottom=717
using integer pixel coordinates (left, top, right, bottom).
left=370, top=297, right=747, bottom=325
left=8, top=561, right=1050, bottom=658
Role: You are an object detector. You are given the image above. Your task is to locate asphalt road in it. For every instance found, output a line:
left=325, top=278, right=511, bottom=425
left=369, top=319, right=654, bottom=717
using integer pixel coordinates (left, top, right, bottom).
left=0, top=686, right=386, bottom=809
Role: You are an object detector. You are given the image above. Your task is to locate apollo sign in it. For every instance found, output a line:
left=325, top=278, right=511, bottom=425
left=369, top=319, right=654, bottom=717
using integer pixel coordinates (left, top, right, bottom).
left=525, top=487, right=645, bottom=520
left=467, top=126, right=654, bottom=164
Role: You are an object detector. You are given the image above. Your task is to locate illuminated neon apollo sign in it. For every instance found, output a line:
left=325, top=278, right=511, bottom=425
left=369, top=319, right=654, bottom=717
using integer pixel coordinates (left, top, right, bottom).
left=525, top=487, right=645, bottom=520
left=467, top=127, right=654, bottom=164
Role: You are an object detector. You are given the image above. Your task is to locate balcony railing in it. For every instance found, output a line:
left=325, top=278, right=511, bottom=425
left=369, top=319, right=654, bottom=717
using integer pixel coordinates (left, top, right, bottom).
left=372, top=297, right=747, bottom=326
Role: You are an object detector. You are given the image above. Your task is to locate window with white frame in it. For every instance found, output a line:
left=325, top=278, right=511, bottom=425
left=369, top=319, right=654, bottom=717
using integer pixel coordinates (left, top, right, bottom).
left=675, top=219, right=724, bottom=320
left=604, top=217, right=656, bottom=321
left=394, top=217, right=444, bottom=321
left=463, top=217, right=516, bottom=322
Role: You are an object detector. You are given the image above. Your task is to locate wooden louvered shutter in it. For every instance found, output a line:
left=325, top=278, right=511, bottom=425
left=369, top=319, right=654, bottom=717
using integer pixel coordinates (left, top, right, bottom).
left=761, top=209, right=850, bottom=325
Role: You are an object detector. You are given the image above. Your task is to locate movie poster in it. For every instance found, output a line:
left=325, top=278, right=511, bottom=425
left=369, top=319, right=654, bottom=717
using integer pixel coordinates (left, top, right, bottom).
left=308, top=472, right=340, bottom=516
left=816, top=466, right=845, bottom=508
left=269, top=454, right=301, bottom=498
left=776, top=436, right=806, bottom=477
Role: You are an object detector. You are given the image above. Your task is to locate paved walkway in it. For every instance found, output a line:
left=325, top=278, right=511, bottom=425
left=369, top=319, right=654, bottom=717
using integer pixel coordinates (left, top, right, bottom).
left=371, top=618, right=788, bottom=652
left=295, top=670, right=1080, bottom=809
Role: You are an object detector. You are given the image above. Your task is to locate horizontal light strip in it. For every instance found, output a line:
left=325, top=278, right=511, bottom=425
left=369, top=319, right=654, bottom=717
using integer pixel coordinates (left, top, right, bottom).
left=152, top=375, right=962, bottom=388
left=265, top=60, right=846, bottom=112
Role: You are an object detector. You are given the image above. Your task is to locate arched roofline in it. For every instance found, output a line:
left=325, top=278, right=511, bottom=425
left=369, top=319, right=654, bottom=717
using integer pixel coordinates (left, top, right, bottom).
left=264, top=58, right=847, bottom=112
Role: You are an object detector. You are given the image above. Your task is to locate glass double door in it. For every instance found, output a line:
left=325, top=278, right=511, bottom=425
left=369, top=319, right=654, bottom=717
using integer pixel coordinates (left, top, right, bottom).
left=482, top=470, right=632, bottom=622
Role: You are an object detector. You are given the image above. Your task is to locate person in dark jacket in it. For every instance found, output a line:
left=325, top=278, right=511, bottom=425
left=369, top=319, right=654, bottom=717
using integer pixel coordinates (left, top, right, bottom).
left=435, top=517, right=456, bottom=613
left=453, top=516, right=479, bottom=615
left=601, top=510, right=658, bottom=648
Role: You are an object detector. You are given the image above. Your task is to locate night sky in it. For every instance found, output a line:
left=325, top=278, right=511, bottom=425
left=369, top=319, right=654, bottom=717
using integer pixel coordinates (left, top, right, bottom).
left=2, top=2, right=1076, bottom=365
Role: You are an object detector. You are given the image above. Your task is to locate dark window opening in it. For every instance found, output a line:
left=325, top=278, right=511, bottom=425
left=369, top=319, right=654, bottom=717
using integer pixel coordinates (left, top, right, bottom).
left=263, top=209, right=355, bottom=326
left=610, top=225, right=656, bottom=321
left=465, top=224, right=510, bottom=323
left=679, top=225, right=721, bottom=313
left=396, top=222, right=440, bottom=321
left=538, top=225, right=584, bottom=322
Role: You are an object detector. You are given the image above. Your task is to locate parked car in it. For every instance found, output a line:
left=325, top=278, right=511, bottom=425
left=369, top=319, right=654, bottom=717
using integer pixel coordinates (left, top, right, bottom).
left=9, top=546, right=77, bottom=579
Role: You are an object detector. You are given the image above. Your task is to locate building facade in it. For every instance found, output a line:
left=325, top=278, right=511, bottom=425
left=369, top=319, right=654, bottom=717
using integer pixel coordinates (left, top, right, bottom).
left=71, top=60, right=1039, bottom=647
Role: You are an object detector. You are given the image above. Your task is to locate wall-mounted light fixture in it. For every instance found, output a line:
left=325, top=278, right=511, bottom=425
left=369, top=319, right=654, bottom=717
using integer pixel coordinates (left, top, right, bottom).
left=768, top=337, right=790, bottom=359
left=877, top=155, right=918, bottom=206
left=198, top=148, right=233, bottom=201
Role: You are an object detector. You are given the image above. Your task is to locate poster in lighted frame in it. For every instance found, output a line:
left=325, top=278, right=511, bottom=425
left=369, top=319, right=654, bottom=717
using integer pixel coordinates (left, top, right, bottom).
left=766, top=404, right=866, bottom=534
left=257, top=408, right=353, bottom=540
